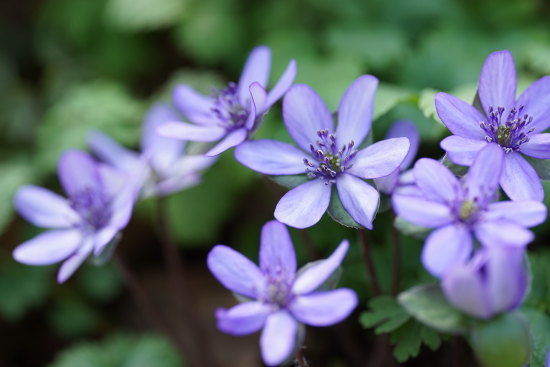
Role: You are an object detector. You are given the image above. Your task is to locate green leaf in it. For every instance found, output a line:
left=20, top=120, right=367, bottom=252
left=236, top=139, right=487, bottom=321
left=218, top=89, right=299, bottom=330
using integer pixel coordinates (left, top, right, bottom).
left=374, top=84, right=415, bottom=120
left=49, top=333, right=183, bottom=367
left=524, top=249, right=550, bottom=312
left=0, top=260, right=52, bottom=321
left=0, top=157, right=36, bottom=234
left=77, top=263, right=122, bottom=303
left=441, top=154, right=468, bottom=177
left=269, top=174, right=308, bottom=189
left=37, top=80, right=144, bottom=174
left=359, top=296, right=410, bottom=333
left=398, top=284, right=468, bottom=334
left=470, top=312, right=531, bottom=367
left=327, top=186, right=362, bottom=229
left=105, top=0, right=186, bottom=32
left=521, top=307, right=550, bottom=367
left=524, top=156, right=550, bottom=181
left=49, top=297, right=101, bottom=338
left=391, top=321, right=443, bottom=362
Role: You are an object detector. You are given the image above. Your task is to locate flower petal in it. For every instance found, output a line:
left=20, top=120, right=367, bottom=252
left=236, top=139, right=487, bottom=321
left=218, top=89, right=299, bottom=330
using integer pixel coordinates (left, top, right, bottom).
left=478, top=50, right=517, bottom=115
left=290, top=289, right=357, bottom=326
left=58, top=150, right=102, bottom=199
left=440, top=135, right=487, bottom=166
left=172, top=85, right=217, bottom=125
left=442, top=255, right=492, bottom=319
left=274, top=180, right=331, bottom=229
left=245, top=82, right=266, bottom=129
left=336, top=75, right=378, bottom=146
left=238, top=46, right=271, bottom=105
left=336, top=174, right=379, bottom=229
left=141, top=103, right=186, bottom=171
left=87, top=131, right=140, bottom=172
left=347, top=137, right=410, bottom=179
left=385, top=120, right=420, bottom=170
left=13, top=229, right=83, bottom=266
left=500, top=152, right=543, bottom=201
left=234, top=140, right=307, bottom=175
left=216, top=301, right=271, bottom=335
left=292, top=240, right=349, bottom=294
left=392, top=194, right=453, bottom=228
left=373, top=170, right=399, bottom=194
left=484, top=200, right=547, bottom=227
left=516, top=76, right=550, bottom=132
left=207, top=245, right=264, bottom=299
left=260, top=311, right=297, bottom=367
left=474, top=219, right=534, bottom=248
left=435, top=92, right=486, bottom=139
left=520, top=133, right=550, bottom=159
left=463, top=143, right=504, bottom=201
left=260, top=220, right=296, bottom=278
left=57, top=238, right=93, bottom=283
left=282, top=84, right=333, bottom=151
left=486, top=247, right=527, bottom=314
left=421, top=224, right=473, bottom=277
left=14, top=185, right=79, bottom=228
left=205, top=128, right=248, bottom=156
left=157, top=122, right=226, bottom=142
left=413, top=158, right=460, bottom=203
left=264, top=59, right=297, bottom=110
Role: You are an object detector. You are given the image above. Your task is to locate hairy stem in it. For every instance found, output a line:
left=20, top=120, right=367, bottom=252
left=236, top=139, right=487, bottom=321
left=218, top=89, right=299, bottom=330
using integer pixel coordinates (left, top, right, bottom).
left=296, top=346, right=310, bottom=367
left=358, top=229, right=381, bottom=296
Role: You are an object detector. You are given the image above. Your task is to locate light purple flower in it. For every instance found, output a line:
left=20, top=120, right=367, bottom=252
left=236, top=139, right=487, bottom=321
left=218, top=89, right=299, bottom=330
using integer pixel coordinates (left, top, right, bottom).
left=157, top=46, right=297, bottom=157
left=437, top=50, right=550, bottom=201
left=373, top=120, right=420, bottom=194
left=207, top=220, right=357, bottom=366
left=235, top=77, right=411, bottom=229
left=88, top=103, right=215, bottom=198
left=13, top=150, right=138, bottom=283
left=442, top=246, right=528, bottom=320
left=393, top=143, right=546, bottom=277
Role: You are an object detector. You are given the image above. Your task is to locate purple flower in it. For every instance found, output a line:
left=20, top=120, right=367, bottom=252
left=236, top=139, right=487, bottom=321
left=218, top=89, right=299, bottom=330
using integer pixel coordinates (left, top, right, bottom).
left=88, top=103, right=215, bottom=198
left=373, top=120, right=420, bottom=194
left=442, top=246, right=527, bottom=319
left=393, top=143, right=546, bottom=277
left=13, top=150, right=138, bottom=283
left=157, top=46, right=297, bottom=157
left=235, top=77, right=411, bottom=229
left=437, top=50, right=550, bottom=201
left=207, top=220, right=357, bottom=366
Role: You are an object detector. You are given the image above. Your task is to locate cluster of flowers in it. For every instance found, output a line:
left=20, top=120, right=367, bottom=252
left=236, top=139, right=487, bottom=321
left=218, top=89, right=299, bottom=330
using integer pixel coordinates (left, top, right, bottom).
left=11, top=46, right=549, bottom=365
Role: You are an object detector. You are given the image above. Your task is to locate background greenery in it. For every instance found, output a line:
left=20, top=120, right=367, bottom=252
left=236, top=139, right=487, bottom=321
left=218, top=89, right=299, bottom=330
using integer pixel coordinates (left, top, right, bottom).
left=0, top=0, right=548, bottom=365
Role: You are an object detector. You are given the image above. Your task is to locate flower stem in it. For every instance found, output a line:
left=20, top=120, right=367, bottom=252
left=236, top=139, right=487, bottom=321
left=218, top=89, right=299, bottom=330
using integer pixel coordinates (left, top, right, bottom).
left=113, top=253, right=185, bottom=351
left=296, top=346, right=310, bottom=367
left=358, top=229, right=381, bottom=296
left=390, top=212, right=401, bottom=295
left=154, top=197, right=216, bottom=367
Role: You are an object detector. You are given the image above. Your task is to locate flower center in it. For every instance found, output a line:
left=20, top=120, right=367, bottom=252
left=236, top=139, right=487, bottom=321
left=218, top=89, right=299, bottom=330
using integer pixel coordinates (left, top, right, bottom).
left=210, top=82, right=248, bottom=130
left=304, top=130, right=357, bottom=183
left=263, top=270, right=292, bottom=308
left=480, top=106, right=534, bottom=153
left=458, top=200, right=478, bottom=222
left=70, top=188, right=112, bottom=230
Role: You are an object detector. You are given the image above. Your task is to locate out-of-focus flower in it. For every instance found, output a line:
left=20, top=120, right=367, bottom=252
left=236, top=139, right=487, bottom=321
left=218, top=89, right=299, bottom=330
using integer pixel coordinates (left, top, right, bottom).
left=158, top=46, right=297, bottom=156
left=88, top=103, right=215, bottom=198
left=442, top=246, right=528, bottom=319
left=437, top=50, right=550, bottom=201
left=207, top=220, right=357, bottom=366
left=374, top=120, right=420, bottom=194
left=13, top=150, right=138, bottom=283
left=235, top=77, right=410, bottom=229
left=393, top=143, right=546, bottom=276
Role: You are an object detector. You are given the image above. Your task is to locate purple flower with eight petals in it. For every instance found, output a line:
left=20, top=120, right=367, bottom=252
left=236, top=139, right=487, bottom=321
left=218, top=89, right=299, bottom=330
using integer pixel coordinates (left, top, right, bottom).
left=235, top=77, right=411, bottom=229
left=158, top=46, right=297, bottom=156
left=442, top=246, right=527, bottom=320
left=207, top=220, right=357, bottom=366
left=13, top=150, right=138, bottom=283
left=437, top=50, right=550, bottom=201
left=88, top=103, right=215, bottom=198
left=393, top=143, right=546, bottom=277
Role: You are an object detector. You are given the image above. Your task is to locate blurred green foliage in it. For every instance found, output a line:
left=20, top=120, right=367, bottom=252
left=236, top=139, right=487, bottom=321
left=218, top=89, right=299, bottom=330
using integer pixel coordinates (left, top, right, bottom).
left=0, top=0, right=549, bottom=364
